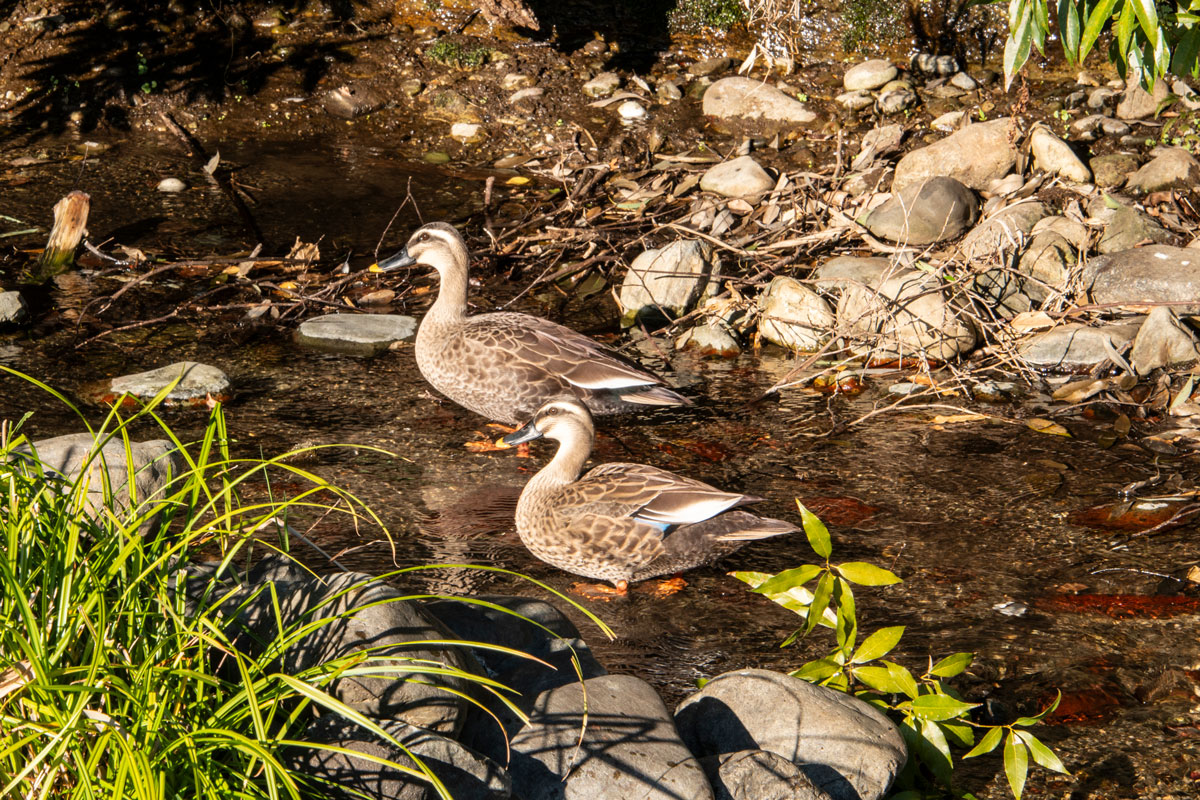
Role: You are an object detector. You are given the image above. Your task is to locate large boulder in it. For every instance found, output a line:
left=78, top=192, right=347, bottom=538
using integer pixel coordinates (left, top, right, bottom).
left=701, top=750, right=834, bottom=800
left=1096, top=206, right=1174, bottom=254
left=757, top=276, right=836, bottom=352
left=702, top=77, right=818, bottom=134
left=617, top=239, right=716, bottom=326
left=675, top=669, right=906, bottom=800
left=861, top=177, right=978, bottom=245
left=1125, top=147, right=1200, bottom=194
left=892, top=118, right=1018, bottom=192
left=510, top=674, right=714, bottom=800
left=838, top=270, right=978, bottom=361
left=1017, top=322, right=1141, bottom=371
left=1081, top=245, right=1200, bottom=311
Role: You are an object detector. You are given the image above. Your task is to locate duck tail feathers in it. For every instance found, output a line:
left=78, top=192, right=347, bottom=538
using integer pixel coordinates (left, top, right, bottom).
left=621, top=386, right=690, bottom=406
left=716, top=518, right=799, bottom=541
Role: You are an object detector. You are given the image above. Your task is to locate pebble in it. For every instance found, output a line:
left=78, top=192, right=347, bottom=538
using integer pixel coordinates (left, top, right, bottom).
left=836, top=90, right=874, bottom=111
left=843, top=59, right=897, bottom=92
left=323, top=84, right=383, bottom=119
left=657, top=79, right=682, bottom=101
left=501, top=73, right=532, bottom=91
left=449, top=122, right=484, bottom=143
left=876, top=88, right=916, bottom=114
left=699, top=155, right=775, bottom=202
left=1087, top=87, right=1118, bottom=110
left=949, top=71, right=978, bottom=91
left=294, top=314, right=417, bottom=355
left=509, top=87, right=543, bottom=105
left=617, top=99, right=646, bottom=120
left=582, top=71, right=620, bottom=98
left=398, top=78, right=423, bottom=97
left=1030, top=125, right=1091, bottom=183
left=689, top=57, right=732, bottom=77
left=930, top=110, right=967, bottom=131
left=0, top=290, right=29, bottom=327
left=156, top=177, right=186, bottom=193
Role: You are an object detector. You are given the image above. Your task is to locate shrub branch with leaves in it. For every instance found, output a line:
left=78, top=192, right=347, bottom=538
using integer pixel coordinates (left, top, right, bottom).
left=732, top=502, right=1069, bottom=799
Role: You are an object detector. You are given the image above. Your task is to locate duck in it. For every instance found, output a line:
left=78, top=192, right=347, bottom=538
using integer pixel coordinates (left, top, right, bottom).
left=499, top=396, right=797, bottom=594
left=374, top=223, right=688, bottom=432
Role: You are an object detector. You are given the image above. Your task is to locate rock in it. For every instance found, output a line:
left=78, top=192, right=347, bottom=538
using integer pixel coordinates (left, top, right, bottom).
left=294, top=313, right=417, bottom=355
left=689, top=57, right=732, bottom=77
left=287, top=716, right=512, bottom=800
left=836, top=91, right=874, bottom=111
left=1071, top=114, right=1131, bottom=139
left=1097, top=206, right=1173, bottom=254
left=851, top=124, right=903, bottom=171
left=156, top=177, right=186, bottom=192
left=972, top=269, right=1034, bottom=317
left=1082, top=245, right=1200, bottom=311
left=892, top=118, right=1018, bottom=192
left=580, top=39, right=607, bottom=56
left=509, top=87, right=544, bottom=105
left=429, top=89, right=482, bottom=124
left=1018, top=231, right=1077, bottom=303
left=1126, top=147, right=1200, bottom=193
left=957, top=201, right=1049, bottom=261
left=812, top=256, right=894, bottom=289
left=228, top=572, right=476, bottom=733
left=950, top=71, right=978, bottom=91
left=1031, top=215, right=1089, bottom=248
left=617, top=100, right=646, bottom=120
left=1030, top=125, right=1091, bottom=183
left=700, top=155, right=774, bottom=202
left=675, top=669, right=906, bottom=800
left=843, top=59, right=897, bottom=92
left=757, top=276, right=835, bottom=351
left=501, top=73, right=533, bottom=91
left=876, top=88, right=916, bottom=114
left=9, top=433, right=185, bottom=524
left=617, top=239, right=715, bottom=325
left=935, top=55, right=959, bottom=74
left=702, top=77, right=817, bottom=134
left=0, top=290, right=29, bottom=326
left=1087, top=87, right=1118, bottom=110
left=657, top=80, right=682, bottom=101
left=1173, top=78, right=1200, bottom=110
left=324, top=84, right=384, bottom=119
left=1090, top=153, right=1137, bottom=187
left=399, top=78, right=423, bottom=97
left=837, top=269, right=978, bottom=361
left=451, top=122, right=485, bottom=143
left=701, top=750, right=834, bottom=800
left=1130, top=306, right=1200, bottom=374
left=510, top=674, right=713, bottom=800
left=1017, top=322, right=1140, bottom=371
left=1065, top=89, right=1086, bottom=108
left=930, top=110, right=968, bottom=131
left=582, top=72, right=620, bottom=98
left=862, top=176, right=978, bottom=245
left=676, top=319, right=741, bottom=356
left=1116, top=79, right=1170, bottom=120
left=95, top=361, right=232, bottom=406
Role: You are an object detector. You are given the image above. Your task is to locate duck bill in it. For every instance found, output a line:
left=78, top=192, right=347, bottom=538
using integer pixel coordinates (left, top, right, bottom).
left=500, top=420, right=544, bottom=447
left=371, top=246, right=415, bottom=272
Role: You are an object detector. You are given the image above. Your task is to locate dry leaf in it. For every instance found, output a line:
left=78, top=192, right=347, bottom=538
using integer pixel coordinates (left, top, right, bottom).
left=1010, top=310, right=1055, bottom=333
left=1187, top=565, right=1200, bottom=584
left=505, top=176, right=530, bottom=186
left=286, top=237, right=320, bottom=264
left=1026, top=417, right=1071, bottom=437
left=0, top=660, right=33, bottom=701
left=1052, top=378, right=1108, bottom=403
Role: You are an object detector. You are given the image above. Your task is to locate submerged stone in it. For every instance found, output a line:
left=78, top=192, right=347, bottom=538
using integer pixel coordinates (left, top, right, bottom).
left=294, top=313, right=417, bottom=355
left=93, top=361, right=232, bottom=406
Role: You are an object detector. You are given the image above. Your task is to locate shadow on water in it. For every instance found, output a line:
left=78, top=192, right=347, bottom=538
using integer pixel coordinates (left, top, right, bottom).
left=1, top=130, right=1198, bottom=798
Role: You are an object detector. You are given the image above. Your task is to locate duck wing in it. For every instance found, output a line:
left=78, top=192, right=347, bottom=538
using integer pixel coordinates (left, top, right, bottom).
left=567, top=463, right=758, bottom=527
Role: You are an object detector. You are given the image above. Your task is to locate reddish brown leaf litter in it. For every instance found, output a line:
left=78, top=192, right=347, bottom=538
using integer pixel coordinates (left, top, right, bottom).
left=1035, top=593, right=1200, bottom=618
left=1042, top=686, right=1125, bottom=726
left=800, top=495, right=879, bottom=527
left=1068, top=497, right=1200, bottom=532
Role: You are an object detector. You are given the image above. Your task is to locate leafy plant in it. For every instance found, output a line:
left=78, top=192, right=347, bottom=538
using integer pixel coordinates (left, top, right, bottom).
left=732, top=502, right=1068, bottom=799
left=675, top=0, right=747, bottom=31
left=0, top=368, right=607, bottom=799
left=998, top=0, right=1200, bottom=89
left=426, top=39, right=489, bottom=68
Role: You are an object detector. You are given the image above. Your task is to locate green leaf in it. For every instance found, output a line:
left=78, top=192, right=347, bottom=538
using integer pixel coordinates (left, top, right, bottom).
left=791, top=656, right=842, bottom=683
left=930, top=652, right=974, bottom=678
left=853, top=665, right=907, bottom=694
left=806, top=572, right=835, bottom=635
left=835, top=561, right=902, bottom=586
left=797, top=501, right=832, bottom=559
left=1116, top=1, right=1137, bottom=62
left=917, top=718, right=954, bottom=787
left=1015, top=690, right=1062, bottom=725
left=882, top=660, right=920, bottom=700
left=910, top=693, right=980, bottom=722
left=941, top=720, right=975, bottom=748
left=964, top=725, right=1003, bottom=758
left=1131, top=0, right=1159, bottom=44
left=1059, top=0, right=1081, bottom=60
left=752, top=564, right=823, bottom=594
left=1080, top=0, right=1119, bottom=62
left=834, top=580, right=857, bottom=655
left=1017, top=731, right=1070, bottom=774
left=851, top=626, right=905, bottom=664
left=1004, top=0, right=1033, bottom=87
left=1004, top=730, right=1029, bottom=799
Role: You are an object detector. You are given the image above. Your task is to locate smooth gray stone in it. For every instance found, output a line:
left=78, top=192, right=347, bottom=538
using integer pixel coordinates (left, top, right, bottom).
left=676, top=319, right=742, bottom=356
left=108, top=360, right=231, bottom=402
left=812, top=256, right=894, bottom=289
left=862, top=176, right=978, bottom=245
left=843, top=59, right=897, bottom=92
left=1097, top=207, right=1175, bottom=254
left=510, top=674, right=714, bottom=800
left=958, top=201, right=1050, bottom=262
left=837, top=270, right=978, bottom=361
left=700, top=155, right=775, bottom=201
left=618, top=239, right=715, bottom=325
left=9, top=433, right=185, bottom=527
left=892, top=118, right=1017, bottom=192
left=1018, top=232, right=1077, bottom=304
left=287, top=716, right=511, bottom=800
left=972, top=269, right=1034, bottom=318
left=1116, top=79, right=1169, bottom=120
left=1130, top=306, right=1200, bottom=374
left=1016, top=322, right=1141, bottom=371
left=295, top=313, right=417, bottom=355
left=1089, top=153, right=1137, bottom=187
left=701, top=750, right=834, bottom=800
left=0, top=290, right=29, bottom=326
left=702, top=77, right=817, bottom=131
left=757, top=276, right=835, bottom=352
left=675, top=669, right=906, bottom=800
left=1126, top=147, right=1200, bottom=193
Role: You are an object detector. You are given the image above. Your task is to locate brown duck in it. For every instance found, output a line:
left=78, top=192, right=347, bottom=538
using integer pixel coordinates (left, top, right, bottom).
left=375, top=223, right=687, bottom=428
left=501, top=397, right=797, bottom=594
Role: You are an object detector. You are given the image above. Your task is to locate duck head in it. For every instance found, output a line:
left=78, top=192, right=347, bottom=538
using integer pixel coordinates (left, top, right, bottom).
left=502, top=396, right=595, bottom=447
left=374, top=222, right=467, bottom=274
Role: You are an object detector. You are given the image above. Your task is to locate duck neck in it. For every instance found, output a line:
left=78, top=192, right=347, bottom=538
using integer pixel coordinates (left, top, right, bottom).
left=422, top=251, right=469, bottom=332
left=526, top=426, right=593, bottom=494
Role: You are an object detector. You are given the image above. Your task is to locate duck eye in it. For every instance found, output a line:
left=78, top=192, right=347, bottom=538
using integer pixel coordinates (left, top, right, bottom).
left=544, top=407, right=559, bottom=416
left=417, top=232, right=429, bottom=243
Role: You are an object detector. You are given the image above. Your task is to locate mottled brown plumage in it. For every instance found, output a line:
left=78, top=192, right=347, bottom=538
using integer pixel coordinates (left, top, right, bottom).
left=376, top=223, right=687, bottom=425
left=502, top=398, right=797, bottom=587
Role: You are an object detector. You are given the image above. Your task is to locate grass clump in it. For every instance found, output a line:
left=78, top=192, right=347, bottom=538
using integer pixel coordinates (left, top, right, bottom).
left=675, top=0, right=747, bottom=31
left=0, top=369, right=599, bottom=799
left=427, top=39, right=490, bottom=68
